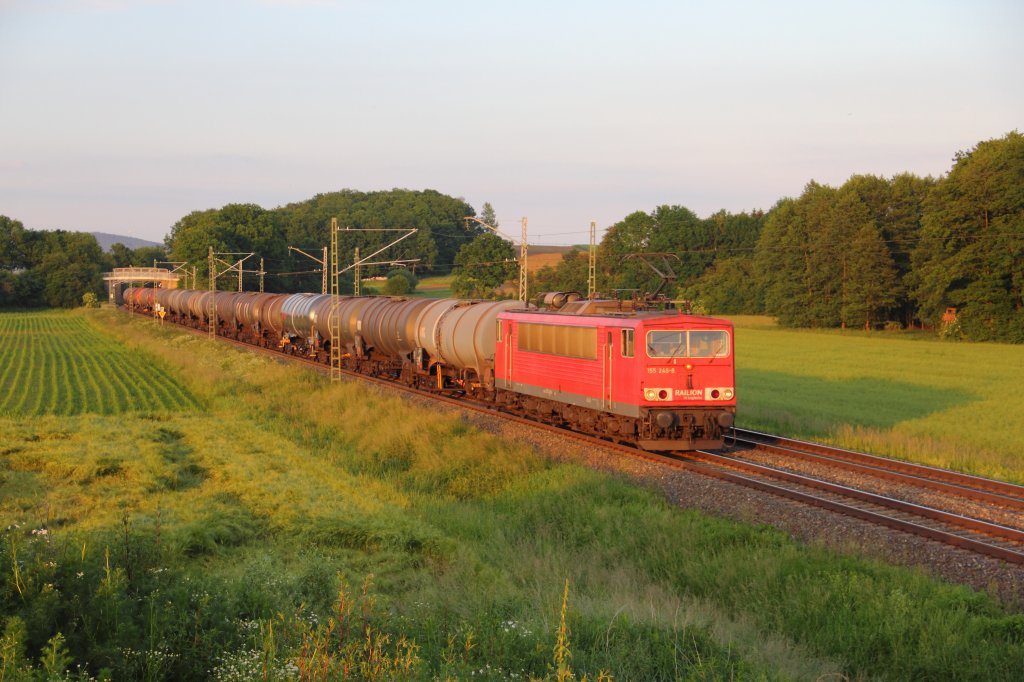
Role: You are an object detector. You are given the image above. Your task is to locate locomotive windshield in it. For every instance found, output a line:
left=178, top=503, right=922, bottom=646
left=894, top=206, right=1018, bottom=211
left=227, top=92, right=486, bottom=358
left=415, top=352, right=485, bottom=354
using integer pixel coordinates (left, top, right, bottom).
left=646, top=330, right=730, bottom=358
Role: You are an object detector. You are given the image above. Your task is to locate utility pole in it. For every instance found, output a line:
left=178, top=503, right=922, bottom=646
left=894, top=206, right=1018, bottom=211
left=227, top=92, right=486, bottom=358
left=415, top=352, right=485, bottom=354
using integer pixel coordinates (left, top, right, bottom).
left=327, top=220, right=419, bottom=381
left=463, top=214, right=528, bottom=301
left=155, top=261, right=188, bottom=289
left=329, top=218, right=341, bottom=382
left=207, top=249, right=255, bottom=337
left=519, top=217, right=528, bottom=302
left=588, top=220, right=597, bottom=299
left=208, top=247, right=216, bottom=338
left=353, top=247, right=361, bottom=296
left=259, top=258, right=265, bottom=293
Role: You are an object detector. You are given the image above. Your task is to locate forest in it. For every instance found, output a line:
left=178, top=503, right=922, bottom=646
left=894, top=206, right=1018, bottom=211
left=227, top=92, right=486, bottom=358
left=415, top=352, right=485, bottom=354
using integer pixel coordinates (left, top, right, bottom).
left=1, top=131, right=1020, bottom=341
left=534, top=131, right=1023, bottom=342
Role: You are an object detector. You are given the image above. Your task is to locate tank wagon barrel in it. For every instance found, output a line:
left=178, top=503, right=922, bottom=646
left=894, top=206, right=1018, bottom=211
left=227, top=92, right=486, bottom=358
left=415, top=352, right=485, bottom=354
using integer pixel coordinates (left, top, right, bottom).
left=360, top=297, right=435, bottom=358
left=414, top=299, right=522, bottom=385
left=231, top=292, right=259, bottom=328
left=215, top=292, right=240, bottom=324
left=153, top=288, right=171, bottom=309
left=281, top=293, right=327, bottom=338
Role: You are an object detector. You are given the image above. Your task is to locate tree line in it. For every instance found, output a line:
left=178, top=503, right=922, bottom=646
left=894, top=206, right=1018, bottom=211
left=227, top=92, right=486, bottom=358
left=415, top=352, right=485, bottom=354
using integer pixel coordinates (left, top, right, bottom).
left=0, top=189, right=486, bottom=305
left=2, top=132, right=1020, bottom=341
left=164, top=189, right=487, bottom=294
left=533, top=131, right=1023, bottom=342
left=0, top=218, right=169, bottom=308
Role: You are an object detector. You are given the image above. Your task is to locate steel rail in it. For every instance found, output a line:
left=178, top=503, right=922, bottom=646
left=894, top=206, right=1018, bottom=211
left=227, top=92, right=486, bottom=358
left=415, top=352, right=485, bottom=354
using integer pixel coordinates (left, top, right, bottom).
left=678, top=453, right=1024, bottom=565
left=689, top=449, right=1024, bottom=547
left=727, top=431, right=1024, bottom=514
left=134, top=309, right=1024, bottom=566
left=731, top=427, right=1024, bottom=503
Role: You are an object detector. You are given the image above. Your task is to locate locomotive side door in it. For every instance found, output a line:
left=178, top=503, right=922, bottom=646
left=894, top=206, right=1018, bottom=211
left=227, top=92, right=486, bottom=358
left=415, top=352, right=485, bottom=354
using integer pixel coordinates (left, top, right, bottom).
left=505, top=320, right=514, bottom=384
left=613, top=326, right=637, bottom=413
left=603, top=331, right=613, bottom=409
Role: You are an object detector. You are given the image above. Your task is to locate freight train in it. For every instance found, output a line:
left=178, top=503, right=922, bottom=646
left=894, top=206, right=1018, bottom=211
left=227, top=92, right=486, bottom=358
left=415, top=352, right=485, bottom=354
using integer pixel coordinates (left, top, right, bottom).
left=123, top=287, right=736, bottom=450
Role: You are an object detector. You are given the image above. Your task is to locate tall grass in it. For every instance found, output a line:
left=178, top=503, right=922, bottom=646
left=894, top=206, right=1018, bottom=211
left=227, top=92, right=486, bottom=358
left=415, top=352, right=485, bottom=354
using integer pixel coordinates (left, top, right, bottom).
left=1, top=307, right=1022, bottom=680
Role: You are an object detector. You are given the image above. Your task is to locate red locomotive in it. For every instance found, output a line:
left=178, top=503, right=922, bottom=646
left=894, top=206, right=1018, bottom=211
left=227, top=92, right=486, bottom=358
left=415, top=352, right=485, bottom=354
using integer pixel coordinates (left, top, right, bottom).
left=123, top=287, right=735, bottom=450
left=495, top=298, right=735, bottom=450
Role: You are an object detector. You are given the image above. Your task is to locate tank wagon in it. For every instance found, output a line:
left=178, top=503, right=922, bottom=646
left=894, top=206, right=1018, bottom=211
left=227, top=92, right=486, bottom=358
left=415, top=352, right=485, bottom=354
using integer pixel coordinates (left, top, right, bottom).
left=125, top=288, right=735, bottom=450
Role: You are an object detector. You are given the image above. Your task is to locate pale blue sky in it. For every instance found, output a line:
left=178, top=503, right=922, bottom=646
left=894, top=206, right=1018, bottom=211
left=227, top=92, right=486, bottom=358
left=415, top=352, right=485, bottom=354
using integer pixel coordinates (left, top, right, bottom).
left=1, top=0, right=1020, bottom=244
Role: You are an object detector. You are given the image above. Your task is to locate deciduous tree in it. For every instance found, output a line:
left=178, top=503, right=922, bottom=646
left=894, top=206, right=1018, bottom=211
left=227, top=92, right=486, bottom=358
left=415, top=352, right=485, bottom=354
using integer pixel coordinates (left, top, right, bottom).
left=910, top=131, right=1024, bottom=341
left=451, top=233, right=517, bottom=298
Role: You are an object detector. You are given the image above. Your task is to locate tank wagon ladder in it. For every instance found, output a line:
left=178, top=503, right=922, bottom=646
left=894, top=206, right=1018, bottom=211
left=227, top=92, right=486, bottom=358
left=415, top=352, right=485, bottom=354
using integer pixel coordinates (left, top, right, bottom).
left=207, top=248, right=257, bottom=338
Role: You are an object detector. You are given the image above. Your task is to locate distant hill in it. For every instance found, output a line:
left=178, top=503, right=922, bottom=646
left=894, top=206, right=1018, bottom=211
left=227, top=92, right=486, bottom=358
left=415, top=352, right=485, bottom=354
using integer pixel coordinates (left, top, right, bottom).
left=89, top=232, right=162, bottom=252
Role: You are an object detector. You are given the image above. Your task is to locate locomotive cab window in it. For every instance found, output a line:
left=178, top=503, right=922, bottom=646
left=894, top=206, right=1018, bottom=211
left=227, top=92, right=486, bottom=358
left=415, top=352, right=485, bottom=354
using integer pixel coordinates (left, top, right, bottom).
left=688, top=330, right=730, bottom=358
left=646, top=330, right=730, bottom=358
left=621, top=329, right=634, bottom=357
left=646, top=330, right=686, bottom=358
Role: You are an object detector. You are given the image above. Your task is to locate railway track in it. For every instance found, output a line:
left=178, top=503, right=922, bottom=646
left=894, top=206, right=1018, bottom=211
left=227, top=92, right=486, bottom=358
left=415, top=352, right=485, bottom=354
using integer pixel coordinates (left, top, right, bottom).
left=143, top=312, right=1024, bottom=567
left=683, top=449, right=1024, bottom=565
left=729, top=427, right=1024, bottom=512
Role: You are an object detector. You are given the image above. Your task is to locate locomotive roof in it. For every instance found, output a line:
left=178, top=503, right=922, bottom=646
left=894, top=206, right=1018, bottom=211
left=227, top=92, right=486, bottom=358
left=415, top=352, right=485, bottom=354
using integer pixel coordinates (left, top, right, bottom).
left=500, top=306, right=732, bottom=327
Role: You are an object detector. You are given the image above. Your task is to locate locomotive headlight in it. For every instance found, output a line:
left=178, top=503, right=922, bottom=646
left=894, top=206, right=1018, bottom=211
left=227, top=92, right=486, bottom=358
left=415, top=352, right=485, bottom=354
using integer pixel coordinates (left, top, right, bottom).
left=644, top=388, right=670, bottom=401
left=705, top=387, right=734, bottom=400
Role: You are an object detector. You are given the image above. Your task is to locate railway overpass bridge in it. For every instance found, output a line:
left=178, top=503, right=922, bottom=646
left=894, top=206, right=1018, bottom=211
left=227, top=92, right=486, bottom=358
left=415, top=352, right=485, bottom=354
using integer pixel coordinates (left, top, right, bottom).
left=103, top=267, right=182, bottom=304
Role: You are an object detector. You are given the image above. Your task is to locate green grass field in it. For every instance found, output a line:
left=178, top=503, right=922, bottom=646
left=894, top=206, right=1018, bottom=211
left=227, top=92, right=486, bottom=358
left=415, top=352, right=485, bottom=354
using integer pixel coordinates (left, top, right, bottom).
left=0, top=312, right=199, bottom=416
left=412, top=274, right=454, bottom=298
left=728, top=316, right=1024, bottom=483
left=1, top=308, right=1022, bottom=680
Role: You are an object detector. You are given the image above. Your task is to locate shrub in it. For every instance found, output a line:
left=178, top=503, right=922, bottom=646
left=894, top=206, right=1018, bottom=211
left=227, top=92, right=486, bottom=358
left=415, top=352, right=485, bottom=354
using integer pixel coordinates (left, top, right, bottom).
left=383, top=275, right=411, bottom=296
left=385, top=268, right=418, bottom=291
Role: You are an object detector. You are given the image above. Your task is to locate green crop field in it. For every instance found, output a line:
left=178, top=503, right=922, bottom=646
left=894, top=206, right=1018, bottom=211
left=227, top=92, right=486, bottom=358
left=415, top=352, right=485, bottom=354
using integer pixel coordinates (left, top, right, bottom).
left=728, top=316, right=1024, bottom=483
left=1, top=308, right=1022, bottom=680
left=0, top=312, right=198, bottom=416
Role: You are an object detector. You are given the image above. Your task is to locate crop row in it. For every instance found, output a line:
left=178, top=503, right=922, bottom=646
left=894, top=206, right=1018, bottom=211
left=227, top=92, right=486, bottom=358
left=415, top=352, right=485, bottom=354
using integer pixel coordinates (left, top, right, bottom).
left=0, top=312, right=199, bottom=416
